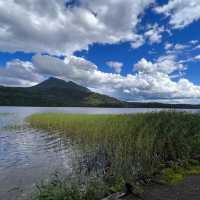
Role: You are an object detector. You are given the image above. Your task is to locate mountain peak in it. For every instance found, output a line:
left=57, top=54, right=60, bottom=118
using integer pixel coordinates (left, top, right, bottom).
left=48, top=77, right=61, bottom=81
left=34, top=77, right=90, bottom=93
left=35, top=77, right=67, bottom=88
left=46, top=77, right=67, bottom=83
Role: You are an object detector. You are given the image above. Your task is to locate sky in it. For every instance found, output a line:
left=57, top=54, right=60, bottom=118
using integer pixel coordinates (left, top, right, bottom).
left=0, top=0, right=200, bottom=103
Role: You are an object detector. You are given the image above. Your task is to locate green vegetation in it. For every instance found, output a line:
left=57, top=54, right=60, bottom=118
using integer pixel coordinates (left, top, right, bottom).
left=32, top=174, right=109, bottom=200
left=28, top=111, right=200, bottom=199
left=161, top=160, right=200, bottom=185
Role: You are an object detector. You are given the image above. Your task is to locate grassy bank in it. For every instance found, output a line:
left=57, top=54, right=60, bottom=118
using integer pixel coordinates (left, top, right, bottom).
left=27, top=111, right=200, bottom=199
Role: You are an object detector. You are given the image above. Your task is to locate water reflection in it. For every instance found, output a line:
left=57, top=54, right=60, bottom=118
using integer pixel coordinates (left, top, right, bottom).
left=0, top=110, right=74, bottom=199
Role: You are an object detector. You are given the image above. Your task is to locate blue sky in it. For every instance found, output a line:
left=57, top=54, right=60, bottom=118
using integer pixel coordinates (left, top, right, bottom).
left=0, top=0, right=200, bottom=103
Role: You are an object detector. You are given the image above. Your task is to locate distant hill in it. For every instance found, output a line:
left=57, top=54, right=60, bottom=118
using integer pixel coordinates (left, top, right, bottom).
left=0, top=77, right=124, bottom=107
left=0, top=77, right=200, bottom=108
left=34, top=77, right=90, bottom=93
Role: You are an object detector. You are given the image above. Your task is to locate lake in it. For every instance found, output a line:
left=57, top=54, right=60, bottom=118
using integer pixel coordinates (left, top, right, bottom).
left=0, top=106, right=200, bottom=199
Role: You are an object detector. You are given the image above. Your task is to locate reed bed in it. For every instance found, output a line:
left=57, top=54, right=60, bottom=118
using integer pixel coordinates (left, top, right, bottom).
left=28, top=111, right=200, bottom=199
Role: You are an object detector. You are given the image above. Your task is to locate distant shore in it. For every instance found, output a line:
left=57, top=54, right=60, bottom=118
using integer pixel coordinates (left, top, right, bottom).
left=2, top=102, right=200, bottom=109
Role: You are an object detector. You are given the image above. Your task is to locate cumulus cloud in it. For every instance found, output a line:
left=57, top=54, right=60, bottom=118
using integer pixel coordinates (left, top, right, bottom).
left=155, top=0, right=200, bottom=29
left=0, top=59, right=43, bottom=86
left=130, top=35, right=145, bottom=49
left=144, top=24, right=165, bottom=44
left=1, top=54, right=200, bottom=100
left=106, top=61, right=123, bottom=74
left=135, top=55, right=185, bottom=75
left=0, top=0, right=154, bottom=55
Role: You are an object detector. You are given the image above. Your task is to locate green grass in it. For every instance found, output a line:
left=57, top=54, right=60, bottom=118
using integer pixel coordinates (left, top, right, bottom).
left=27, top=111, right=200, bottom=199
left=32, top=174, right=109, bottom=200
left=161, top=159, right=200, bottom=185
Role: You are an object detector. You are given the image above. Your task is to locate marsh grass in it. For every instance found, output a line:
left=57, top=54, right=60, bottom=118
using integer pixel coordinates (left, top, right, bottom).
left=161, top=160, right=200, bottom=185
left=28, top=111, right=200, bottom=199
left=32, top=173, right=109, bottom=200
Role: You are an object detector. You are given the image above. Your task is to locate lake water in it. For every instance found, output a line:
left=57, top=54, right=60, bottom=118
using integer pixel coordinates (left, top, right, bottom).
left=0, top=107, right=200, bottom=199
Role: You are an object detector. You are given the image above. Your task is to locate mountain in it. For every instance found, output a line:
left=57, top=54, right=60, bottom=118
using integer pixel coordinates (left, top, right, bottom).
left=34, top=77, right=90, bottom=93
left=0, top=77, right=124, bottom=107
left=0, top=77, right=200, bottom=108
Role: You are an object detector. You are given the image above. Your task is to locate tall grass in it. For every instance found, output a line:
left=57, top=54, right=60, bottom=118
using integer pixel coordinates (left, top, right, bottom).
left=28, top=112, right=200, bottom=180
left=28, top=111, right=200, bottom=198
left=32, top=173, right=109, bottom=200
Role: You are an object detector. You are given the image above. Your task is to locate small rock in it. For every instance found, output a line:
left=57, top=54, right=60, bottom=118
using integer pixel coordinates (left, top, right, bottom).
left=102, top=192, right=125, bottom=200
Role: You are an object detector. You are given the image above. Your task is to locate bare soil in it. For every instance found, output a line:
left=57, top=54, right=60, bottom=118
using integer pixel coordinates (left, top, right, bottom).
left=104, top=175, right=200, bottom=200
left=142, top=175, right=200, bottom=200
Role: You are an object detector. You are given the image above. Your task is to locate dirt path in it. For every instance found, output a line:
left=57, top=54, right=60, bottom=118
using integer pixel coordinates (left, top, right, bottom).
left=142, top=175, right=200, bottom=200
left=104, top=175, right=200, bottom=200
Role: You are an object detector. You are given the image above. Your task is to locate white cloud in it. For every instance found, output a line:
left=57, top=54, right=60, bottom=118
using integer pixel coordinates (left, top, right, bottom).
left=194, top=55, right=200, bottom=60
left=164, top=42, right=191, bottom=56
left=1, top=54, right=200, bottom=100
left=130, top=35, right=145, bottom=49
left=195, top=44, right=200, bottom=49
left=135, top=55, right=185, bottom=75
left=0, top=59, right=43, bottom=86
left=164, top=43, right=173, bottom=50
left=0, top=76, right=36, bottom=87
left=0, top=0, right=154, bottom=56
left=106, top=61, right=123, bottom=74
left=174, top=44, right=188, bottom=50
left=164, top=41, right=200, bottom=64
left=144, top=24, right=165, bottom=44
left=189, top=40, right=199, bottom=45
left=155, top=0, right=200, bottom=29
